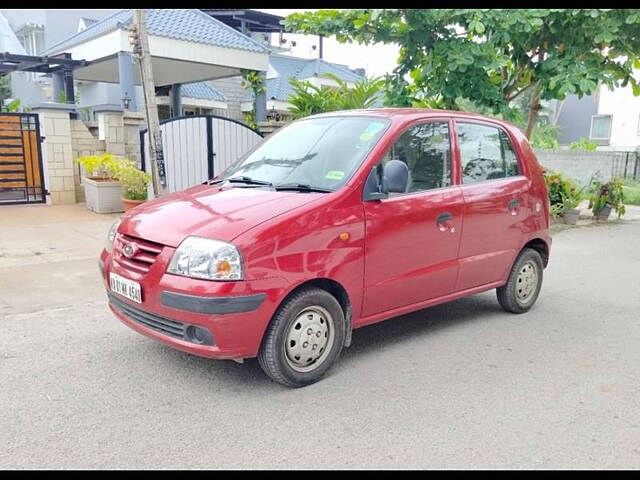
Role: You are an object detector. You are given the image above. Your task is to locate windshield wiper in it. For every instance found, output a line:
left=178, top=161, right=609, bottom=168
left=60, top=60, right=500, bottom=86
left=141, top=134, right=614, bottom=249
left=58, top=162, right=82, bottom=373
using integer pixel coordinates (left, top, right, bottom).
left=225, top=176, right=274, bottom=187
left=274, top=183, right=333, bottom=193
left=204, top=178, right=224, bottom=185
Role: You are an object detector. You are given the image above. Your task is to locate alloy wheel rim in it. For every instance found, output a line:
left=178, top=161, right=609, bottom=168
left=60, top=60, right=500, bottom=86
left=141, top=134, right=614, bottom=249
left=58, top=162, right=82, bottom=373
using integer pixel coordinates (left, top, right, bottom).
left=284, top=306, right=334, bottom=373
left=515, top=261, right=538, bottom=303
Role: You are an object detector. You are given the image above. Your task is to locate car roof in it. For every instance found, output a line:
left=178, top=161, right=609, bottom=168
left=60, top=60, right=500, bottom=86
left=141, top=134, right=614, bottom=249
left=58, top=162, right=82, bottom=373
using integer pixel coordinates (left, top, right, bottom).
left=308, top=108, right=522, bottom=133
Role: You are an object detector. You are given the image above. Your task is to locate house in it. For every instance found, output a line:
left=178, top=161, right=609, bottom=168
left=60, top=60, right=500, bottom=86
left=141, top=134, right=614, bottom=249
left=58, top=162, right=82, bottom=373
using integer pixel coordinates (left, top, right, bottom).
left=1, top=9, right=119, bottom=107
left=3, top=9, right=375, bottom=124
left=240, top=54, right=369, bottom=121
left=550, top=74, right=640, bottom=151
left=1, top=9, right=271, bottom=120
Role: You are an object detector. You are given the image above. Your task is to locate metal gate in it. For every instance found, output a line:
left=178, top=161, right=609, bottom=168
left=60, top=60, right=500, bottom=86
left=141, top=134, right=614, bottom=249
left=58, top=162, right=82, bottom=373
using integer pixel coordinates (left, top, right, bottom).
left=0, top=113, right=45, bottom=205
left=611, top=151, right=640, bottom=181
left=140, top=115, right=264, bottom=193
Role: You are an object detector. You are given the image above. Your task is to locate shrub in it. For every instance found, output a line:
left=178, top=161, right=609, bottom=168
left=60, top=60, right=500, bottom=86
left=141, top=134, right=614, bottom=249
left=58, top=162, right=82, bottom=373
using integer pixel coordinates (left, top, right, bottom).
left=287, top=73, right=383, bottom=119
left=117, top=159, right=151, bottom=201
left=77, top=153, right=121, bottom=180
left=569, top=137, right=598, bottom=150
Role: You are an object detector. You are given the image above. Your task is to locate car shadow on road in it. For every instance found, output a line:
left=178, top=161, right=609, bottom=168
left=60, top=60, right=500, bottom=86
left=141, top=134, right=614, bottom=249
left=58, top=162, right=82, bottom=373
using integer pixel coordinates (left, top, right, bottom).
left=342, top=292, right=502, bottom=362
left=148, top=291, right=504, bottom=391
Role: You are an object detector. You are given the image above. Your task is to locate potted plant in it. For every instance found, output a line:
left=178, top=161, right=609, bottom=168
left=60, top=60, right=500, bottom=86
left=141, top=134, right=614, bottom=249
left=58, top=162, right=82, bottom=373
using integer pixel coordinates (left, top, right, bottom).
left=559, top=192, right=581, bottom=225
left=116, top=159, right=152, bottom=212
left=77, top=154, right=124, bottom=213
left=543, top=169, right=583, bottom=224
left=589, top=179, right=626, bottom=221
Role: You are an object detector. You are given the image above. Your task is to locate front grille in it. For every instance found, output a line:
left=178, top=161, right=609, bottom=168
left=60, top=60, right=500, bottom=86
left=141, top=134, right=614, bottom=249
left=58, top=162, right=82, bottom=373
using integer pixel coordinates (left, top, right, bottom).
left=109, top=293, right=186, bottom=340
left=113, top=233, right=163, bottom=273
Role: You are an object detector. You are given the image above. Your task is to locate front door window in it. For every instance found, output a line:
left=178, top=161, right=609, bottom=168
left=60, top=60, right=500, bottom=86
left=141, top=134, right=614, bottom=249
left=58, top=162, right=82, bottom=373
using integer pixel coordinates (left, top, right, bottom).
left=379, top=121, right=452, bottom=194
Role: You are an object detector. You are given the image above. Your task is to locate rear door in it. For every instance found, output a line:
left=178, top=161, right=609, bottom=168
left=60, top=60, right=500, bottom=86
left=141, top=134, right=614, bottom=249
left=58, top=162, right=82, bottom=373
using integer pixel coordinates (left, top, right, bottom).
left=454, top=120, right=530, bottom=290
left=362, top=119, right=464, bottom=317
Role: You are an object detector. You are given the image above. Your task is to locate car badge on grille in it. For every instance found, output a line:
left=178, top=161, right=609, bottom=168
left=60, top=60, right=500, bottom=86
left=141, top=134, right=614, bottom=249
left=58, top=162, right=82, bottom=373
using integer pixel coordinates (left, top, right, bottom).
left=122, top=242, right=138, bottom=258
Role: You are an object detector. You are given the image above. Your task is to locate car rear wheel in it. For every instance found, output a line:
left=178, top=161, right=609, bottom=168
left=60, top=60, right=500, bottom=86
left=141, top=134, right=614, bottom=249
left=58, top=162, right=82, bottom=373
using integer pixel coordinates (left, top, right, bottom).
left=258, top=288, right=345, bottom=388
left=496, top=248, right=544, bottom=314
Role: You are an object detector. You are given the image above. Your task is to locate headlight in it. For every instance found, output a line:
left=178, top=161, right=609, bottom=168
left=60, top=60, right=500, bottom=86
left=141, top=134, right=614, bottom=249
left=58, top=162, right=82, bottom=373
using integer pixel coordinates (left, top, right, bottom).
left=106, top=219, right=121, bottom=252
left=167, top=236, right=243, bottom=281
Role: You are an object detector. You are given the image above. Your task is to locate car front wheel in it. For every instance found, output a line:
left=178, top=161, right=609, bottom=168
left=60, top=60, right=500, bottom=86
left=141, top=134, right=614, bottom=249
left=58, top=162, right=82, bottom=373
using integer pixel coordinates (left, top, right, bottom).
left=258, top=288, right=345, bottom=388
left=496, top=247, right=544, bottom=314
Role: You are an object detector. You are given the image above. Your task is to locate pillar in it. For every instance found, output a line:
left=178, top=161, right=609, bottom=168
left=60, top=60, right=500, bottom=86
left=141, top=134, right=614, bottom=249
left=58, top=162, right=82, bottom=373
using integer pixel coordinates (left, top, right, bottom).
left=170, top=83, right=182, bottom=118
left=117, top=52, right=138, bottom=111
left=31, top=103, right=77, bottom=205
left=52, top=71, right=65, bottom=102
left=255, top=73, right=267, bottom=123
left=63, top=69, right=75, bottom=104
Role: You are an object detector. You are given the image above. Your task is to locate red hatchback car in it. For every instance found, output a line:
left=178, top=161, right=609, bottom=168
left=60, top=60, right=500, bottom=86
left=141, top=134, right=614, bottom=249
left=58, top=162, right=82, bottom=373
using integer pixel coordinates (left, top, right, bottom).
left=100, top=109, right=551, bottom=387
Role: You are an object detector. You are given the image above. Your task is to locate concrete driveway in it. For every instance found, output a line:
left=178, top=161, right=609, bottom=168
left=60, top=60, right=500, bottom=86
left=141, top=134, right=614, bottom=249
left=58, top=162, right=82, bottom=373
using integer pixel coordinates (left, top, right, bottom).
left=1, top=204, right=639, bottom=469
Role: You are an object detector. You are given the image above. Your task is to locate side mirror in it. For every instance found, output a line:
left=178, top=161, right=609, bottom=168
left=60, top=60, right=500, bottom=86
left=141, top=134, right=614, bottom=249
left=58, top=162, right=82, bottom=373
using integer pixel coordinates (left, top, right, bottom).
left=381, top=159, right=409, bottom=194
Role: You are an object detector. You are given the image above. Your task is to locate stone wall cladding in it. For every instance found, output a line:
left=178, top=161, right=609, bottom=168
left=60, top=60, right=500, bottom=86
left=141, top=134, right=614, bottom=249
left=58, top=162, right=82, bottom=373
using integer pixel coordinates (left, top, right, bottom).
left=34, top=108, right=76, bottom=205
left=209, top=76, right=246, bottom=123
left=71, top=119, right=106, bottom=203
left=533, top=149, right=625, bottom=186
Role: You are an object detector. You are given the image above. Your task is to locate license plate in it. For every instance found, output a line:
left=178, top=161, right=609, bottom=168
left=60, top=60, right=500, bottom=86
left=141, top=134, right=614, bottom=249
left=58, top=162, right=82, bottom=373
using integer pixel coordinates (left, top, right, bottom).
left=110, top=272, right=142, bottom=303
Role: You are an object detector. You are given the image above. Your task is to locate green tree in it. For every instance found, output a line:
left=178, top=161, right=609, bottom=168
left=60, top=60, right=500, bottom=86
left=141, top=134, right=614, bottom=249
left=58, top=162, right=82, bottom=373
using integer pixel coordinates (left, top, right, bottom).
left=284, top=9, right=640, bottom=138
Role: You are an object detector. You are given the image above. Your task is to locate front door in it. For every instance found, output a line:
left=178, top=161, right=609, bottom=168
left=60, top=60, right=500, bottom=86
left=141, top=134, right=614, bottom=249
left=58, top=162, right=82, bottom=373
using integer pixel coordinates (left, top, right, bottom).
left=454, top=120, right=530, bottom=290
left=362, top=120, right=463, bottom=318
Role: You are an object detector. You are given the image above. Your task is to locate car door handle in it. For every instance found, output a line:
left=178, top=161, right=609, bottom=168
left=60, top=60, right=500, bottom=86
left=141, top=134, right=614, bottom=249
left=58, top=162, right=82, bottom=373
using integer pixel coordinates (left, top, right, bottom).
left=507, top=198, right=521, bottom=216
left=436, top=212, right=455, bottom=232
left=436, top=212, right=453, bottom=224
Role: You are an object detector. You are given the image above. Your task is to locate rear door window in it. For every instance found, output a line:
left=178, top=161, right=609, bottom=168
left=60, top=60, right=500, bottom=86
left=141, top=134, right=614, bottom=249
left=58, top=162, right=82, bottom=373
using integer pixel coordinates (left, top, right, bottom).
left=457, top=123, right=520, bottom=184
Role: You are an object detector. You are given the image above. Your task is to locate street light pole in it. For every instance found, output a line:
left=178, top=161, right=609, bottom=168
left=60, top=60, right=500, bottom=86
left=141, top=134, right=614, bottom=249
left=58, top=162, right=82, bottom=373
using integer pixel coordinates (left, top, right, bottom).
left=130, top=9, right=166, bottom=198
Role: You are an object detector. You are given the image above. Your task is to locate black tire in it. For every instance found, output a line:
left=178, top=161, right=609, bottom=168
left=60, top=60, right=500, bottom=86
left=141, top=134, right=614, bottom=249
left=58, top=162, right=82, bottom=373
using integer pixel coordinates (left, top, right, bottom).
left=496, top=248, right=544, bottom=314
left=258, top=288, right=345, bottom=388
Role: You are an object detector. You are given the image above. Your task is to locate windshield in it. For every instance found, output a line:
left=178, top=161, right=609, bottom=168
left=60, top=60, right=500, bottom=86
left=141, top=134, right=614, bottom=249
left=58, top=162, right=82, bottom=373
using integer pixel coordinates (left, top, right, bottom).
left=217, top=116, right=390, bottom=191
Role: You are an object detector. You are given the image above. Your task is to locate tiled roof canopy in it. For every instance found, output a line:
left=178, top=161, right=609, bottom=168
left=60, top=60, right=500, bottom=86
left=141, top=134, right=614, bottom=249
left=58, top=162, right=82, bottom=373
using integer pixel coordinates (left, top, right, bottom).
left=43, top=9, right=270, bottom=56
left=181, top=82, right=227, bottom=102
left=244, top=54, right=365, bottom=102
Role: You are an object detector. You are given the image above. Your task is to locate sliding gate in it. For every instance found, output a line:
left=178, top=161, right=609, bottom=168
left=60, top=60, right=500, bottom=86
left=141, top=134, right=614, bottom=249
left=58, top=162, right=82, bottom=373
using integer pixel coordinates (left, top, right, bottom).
left=140, top=115, right=264, bottom=193
left=0, top=113, right=45, bottom=205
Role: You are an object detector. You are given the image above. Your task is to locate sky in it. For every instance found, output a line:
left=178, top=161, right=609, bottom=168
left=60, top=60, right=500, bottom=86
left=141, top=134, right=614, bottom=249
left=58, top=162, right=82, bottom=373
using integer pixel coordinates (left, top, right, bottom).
left=256, top=9, right=400, bottom=79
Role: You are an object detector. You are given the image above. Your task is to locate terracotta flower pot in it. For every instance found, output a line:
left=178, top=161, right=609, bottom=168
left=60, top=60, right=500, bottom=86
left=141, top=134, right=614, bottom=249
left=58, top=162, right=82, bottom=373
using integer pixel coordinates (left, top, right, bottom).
left=122, top=197, right=146, bottom=212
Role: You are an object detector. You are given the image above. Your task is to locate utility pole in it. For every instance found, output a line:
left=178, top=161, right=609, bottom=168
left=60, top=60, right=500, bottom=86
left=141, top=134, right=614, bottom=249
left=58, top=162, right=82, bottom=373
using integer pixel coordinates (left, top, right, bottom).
left=129, top=9, right=166, bottom=197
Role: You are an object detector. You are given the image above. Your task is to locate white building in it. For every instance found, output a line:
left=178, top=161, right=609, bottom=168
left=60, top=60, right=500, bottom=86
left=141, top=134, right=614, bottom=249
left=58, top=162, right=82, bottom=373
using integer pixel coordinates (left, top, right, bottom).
left=552, top=69, right=640, bottom=152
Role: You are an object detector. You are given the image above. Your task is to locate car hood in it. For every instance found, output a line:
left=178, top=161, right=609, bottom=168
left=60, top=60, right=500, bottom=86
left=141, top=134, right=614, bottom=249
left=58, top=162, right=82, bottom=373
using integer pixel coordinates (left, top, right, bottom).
left=119, top=184, right=323, bottom=247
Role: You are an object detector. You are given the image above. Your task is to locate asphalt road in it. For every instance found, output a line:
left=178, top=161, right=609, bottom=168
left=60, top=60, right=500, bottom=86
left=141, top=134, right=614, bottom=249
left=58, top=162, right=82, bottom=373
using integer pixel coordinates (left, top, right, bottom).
left=1, top=215, right=640, bottom=469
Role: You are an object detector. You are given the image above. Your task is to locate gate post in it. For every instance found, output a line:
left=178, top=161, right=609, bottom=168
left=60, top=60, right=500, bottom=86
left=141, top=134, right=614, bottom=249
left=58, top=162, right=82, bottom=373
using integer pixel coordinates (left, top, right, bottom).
left=123, top=111, right=146, bottom=168
left=31, top=103, right=76, bottom=205
left=206, top=116, right=214, bottom=179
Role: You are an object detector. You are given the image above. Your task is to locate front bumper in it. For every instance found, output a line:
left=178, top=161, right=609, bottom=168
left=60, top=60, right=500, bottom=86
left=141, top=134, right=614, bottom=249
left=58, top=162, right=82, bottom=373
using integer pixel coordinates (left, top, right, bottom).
left=100, top=248, right=287, bottom=360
